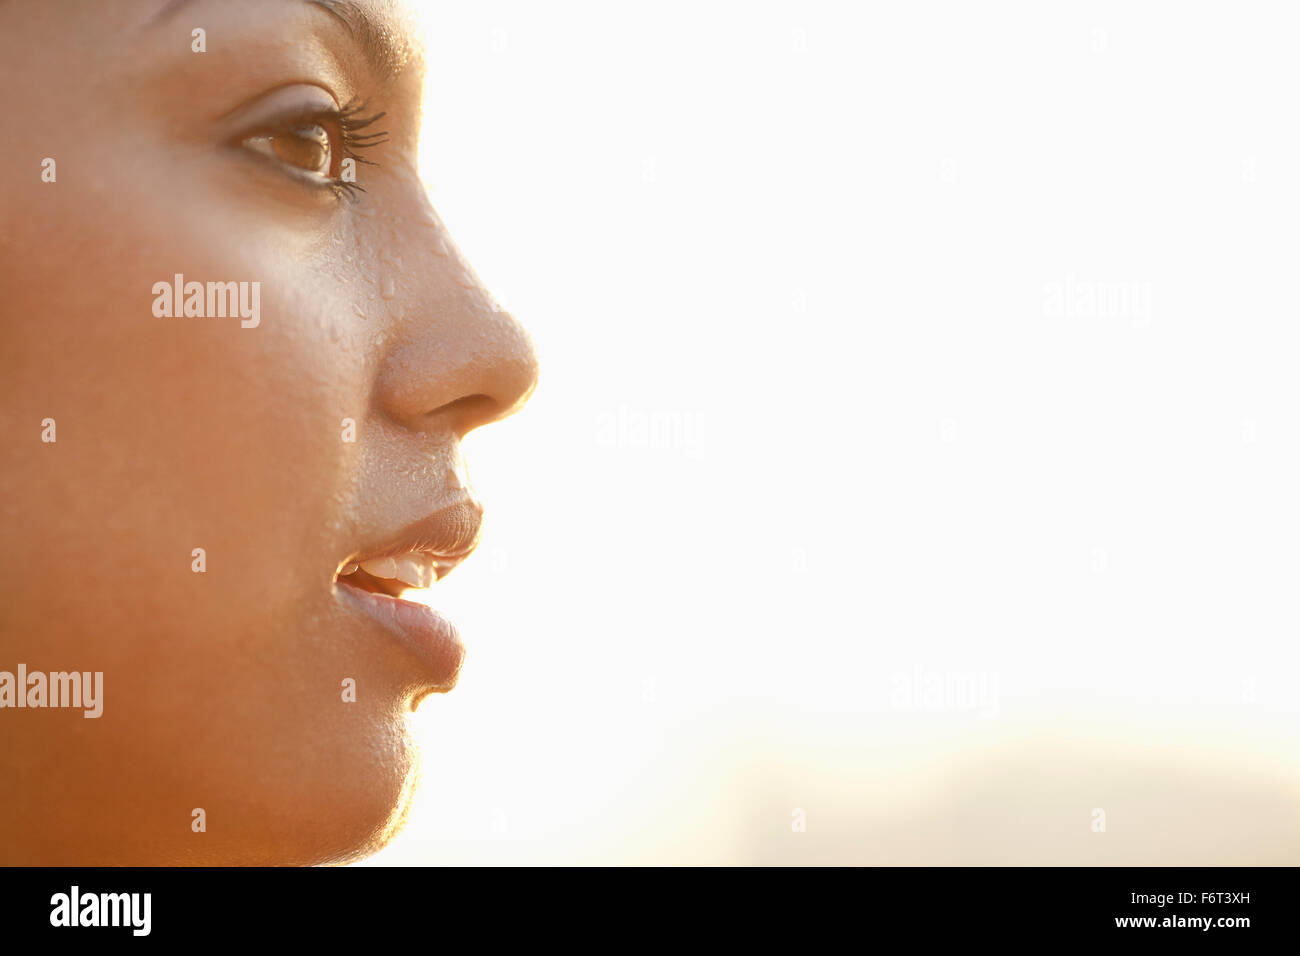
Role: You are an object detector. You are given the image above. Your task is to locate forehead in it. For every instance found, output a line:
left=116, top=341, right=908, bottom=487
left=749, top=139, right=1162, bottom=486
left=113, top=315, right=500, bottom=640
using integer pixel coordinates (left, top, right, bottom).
left=148, top=0, right=426, bottom=83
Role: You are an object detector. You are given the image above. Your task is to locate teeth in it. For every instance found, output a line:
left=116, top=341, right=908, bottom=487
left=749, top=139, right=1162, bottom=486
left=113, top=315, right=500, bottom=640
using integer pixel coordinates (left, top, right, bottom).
left=351, top=553, right=437, bottom=589
left=359, top=556, right=398, bottom=579
left=393, top=554, right=435, bottom=589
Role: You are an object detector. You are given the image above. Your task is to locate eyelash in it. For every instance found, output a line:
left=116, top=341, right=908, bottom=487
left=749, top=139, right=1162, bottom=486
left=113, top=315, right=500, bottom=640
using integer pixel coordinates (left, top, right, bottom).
left=329, top=97, right=389, bottom=200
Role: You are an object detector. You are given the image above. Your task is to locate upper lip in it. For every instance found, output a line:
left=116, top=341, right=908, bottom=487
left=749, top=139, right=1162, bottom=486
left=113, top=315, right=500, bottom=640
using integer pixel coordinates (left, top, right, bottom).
left=338, top=495, right=484, bottom=582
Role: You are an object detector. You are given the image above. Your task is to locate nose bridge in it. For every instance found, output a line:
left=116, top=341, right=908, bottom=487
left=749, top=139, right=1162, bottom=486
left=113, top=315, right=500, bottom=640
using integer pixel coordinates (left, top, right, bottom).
left=372, top=220, right=539, bottom=435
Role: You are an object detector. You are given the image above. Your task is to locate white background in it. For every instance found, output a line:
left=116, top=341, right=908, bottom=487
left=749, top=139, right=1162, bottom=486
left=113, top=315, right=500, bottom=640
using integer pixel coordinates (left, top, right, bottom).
left=365, top=1, right=1300, bottom=864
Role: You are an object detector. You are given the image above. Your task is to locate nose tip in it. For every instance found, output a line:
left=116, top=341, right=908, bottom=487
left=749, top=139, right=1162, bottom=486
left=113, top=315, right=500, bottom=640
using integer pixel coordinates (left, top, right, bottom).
left=376, top=295, right=540, bottom=437
left=479, top=308, right=540, bottom=422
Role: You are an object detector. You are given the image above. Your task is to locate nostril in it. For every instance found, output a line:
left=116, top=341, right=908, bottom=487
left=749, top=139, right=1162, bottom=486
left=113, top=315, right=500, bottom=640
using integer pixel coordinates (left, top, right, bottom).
left=423, top=393, right=502, bottom=435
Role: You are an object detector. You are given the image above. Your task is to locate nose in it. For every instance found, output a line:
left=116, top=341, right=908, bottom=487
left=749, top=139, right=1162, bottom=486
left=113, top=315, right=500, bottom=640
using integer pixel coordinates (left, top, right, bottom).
left=374, top=212, right=540, bottom=438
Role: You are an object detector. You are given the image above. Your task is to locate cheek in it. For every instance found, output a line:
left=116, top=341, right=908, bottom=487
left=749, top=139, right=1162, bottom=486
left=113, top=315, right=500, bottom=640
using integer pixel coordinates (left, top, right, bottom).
left=3, top=239, right=343, bottom=634
left=0, top=189, right=406, bottom=860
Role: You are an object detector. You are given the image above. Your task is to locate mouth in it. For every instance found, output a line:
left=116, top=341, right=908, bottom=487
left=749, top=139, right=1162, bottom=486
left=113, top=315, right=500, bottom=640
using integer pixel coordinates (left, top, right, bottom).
left=332, top=498, right=483, bottom=695
left=337, top=553, right=441, bottom=598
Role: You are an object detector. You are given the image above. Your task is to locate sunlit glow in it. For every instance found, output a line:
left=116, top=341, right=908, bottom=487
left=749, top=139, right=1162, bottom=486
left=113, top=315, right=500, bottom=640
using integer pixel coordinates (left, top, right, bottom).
left=362, top=1, right=1300, bottom=865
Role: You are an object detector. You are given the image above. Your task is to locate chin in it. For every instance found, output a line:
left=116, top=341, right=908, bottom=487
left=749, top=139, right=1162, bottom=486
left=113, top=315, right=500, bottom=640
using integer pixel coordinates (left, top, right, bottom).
left=22, top=708, right=421, bottom=867
left=204, top=716, right=424, bottom=866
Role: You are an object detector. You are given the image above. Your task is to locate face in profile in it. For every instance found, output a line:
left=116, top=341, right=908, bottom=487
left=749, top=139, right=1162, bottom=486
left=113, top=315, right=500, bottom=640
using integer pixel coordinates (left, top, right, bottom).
left=0, top=0, right=538, bottom=864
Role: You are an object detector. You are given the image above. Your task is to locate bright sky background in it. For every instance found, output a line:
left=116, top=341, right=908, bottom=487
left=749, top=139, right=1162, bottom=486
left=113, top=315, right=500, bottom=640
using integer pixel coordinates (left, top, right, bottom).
left=364, top=1, right=1300, bottom=865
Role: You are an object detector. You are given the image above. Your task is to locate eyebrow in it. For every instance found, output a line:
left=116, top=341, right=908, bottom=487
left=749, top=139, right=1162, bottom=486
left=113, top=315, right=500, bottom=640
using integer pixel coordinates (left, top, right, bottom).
left=150, top=0, right=409, bottom=80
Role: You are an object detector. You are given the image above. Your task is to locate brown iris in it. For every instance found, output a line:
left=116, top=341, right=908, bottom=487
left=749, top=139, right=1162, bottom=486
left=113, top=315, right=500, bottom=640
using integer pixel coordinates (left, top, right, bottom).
left=270, top=125, right=331, bottom=174
left=243, top=123, right=333, bottom=177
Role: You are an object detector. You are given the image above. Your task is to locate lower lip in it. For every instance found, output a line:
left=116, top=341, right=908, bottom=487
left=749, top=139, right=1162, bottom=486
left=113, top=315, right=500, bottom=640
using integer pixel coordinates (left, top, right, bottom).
left=334, top=583, right=465, bottom=690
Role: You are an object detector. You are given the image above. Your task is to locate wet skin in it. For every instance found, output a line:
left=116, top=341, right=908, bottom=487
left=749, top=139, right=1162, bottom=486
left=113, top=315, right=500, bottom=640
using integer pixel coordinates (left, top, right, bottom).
left=0, top=0, right=539, bottom=864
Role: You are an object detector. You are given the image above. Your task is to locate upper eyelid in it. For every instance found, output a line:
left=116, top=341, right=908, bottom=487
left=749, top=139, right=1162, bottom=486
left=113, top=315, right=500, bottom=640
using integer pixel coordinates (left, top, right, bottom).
left=215, top=83, right=343, bottom=140
left=250, top=110, right=332, bottom=133
left=215, top=83, right=392, bottom=158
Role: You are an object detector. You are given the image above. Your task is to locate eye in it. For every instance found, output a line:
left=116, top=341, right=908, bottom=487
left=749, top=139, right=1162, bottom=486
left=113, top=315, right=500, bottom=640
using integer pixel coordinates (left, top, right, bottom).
left=242, top=123, right=335, bottom=178
left=228, top=92, right=388, bottom=201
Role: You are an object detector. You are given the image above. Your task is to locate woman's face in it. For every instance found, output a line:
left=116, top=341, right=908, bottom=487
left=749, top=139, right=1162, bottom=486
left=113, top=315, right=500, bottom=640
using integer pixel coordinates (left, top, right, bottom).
left=0, top=0, right=538, bottom=864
